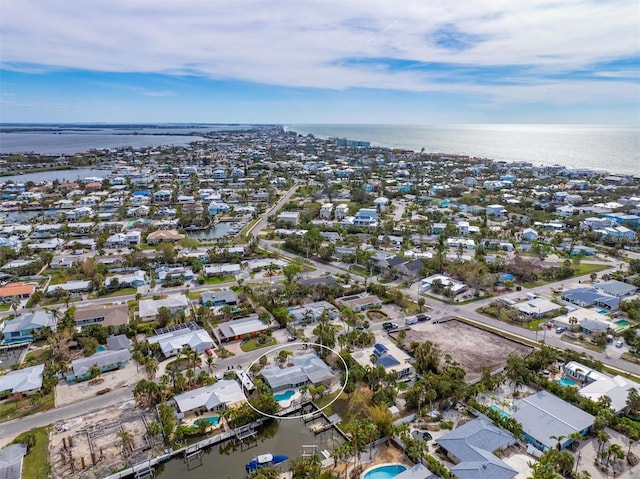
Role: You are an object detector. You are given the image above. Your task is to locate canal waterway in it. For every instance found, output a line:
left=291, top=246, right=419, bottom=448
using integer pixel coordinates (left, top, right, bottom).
left=155, top=417, right=344, bottom=479
left=0, top=168, right=110, bottom=184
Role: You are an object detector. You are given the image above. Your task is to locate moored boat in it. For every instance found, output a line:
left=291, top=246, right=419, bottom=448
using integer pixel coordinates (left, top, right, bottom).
left=245, top=453, right=288, bottom=473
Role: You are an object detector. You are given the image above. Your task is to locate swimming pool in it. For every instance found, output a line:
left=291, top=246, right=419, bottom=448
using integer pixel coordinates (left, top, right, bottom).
left=556, top=377, right=578, bottom=387
left=597, top=310, right=609, bottom=315
left=362, top=464, right=408, bottom=479
left=97, top=345, right=106, bottom=352
left=203, top=416, right=219, bottom=426
left=616, top=320, right=631, bottom=328
left=490, top=405, right=511, bottom=418
left=274, top=390, right=295, bottom=401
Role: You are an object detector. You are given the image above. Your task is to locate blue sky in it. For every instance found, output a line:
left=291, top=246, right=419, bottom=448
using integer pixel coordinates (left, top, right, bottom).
left=1, top=0, right=639, bottom=124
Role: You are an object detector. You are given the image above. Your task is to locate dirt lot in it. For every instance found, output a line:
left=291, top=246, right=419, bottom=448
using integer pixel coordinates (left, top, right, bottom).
left=397, top=319, right=533, bottom=382
left=50, top=402, right=162, bottom=479
left=55, top=361, right=146, bottom=407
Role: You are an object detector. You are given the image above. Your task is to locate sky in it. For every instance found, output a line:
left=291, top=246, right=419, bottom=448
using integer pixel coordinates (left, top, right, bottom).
left=1, top=0, right=639, bottom=125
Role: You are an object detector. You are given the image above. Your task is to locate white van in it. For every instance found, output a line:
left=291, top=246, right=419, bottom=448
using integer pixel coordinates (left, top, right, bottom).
left=405, top=317, right=418, bottom=325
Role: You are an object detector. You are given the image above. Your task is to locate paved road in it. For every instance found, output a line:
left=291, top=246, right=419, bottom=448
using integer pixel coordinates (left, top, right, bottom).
left=0, top=387, right=134, bottom=448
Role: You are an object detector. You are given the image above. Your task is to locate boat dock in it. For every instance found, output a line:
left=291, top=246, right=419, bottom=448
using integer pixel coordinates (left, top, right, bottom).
left=302, top=411, right=323, bottom=423
left=309, top=422, right=333, bottom=434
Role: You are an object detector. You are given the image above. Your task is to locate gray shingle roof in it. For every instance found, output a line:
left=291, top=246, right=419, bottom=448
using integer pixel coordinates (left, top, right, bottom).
left=514, top=391, right=594, bottom=450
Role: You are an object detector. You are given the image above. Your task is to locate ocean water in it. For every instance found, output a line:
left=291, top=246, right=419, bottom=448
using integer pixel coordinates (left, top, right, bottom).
left=289, top=124, right=640, bottom=175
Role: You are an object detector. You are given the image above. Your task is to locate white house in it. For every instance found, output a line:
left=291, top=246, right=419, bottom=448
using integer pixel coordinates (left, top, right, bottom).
left=208, top=201, right=230, bottom=215
left=319, top=203, right=333, bottom=220
left=334, top=203, right=349, bottom=220
left=522, top=228, right=539, bottom=241
left=486, top=204, right=506, bottom=218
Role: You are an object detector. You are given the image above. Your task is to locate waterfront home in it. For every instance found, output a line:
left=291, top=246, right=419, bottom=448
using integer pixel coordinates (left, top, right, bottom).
left=148, top=326, right=214, bottom=358
left=0, top=364, right=44, bottom=396
left=105, top=230, right=141, bottom=248
left=563, top=361, right=635, bottom=413
left=213, top=315, right=269, bottom=343
left=66, top=349, right=132, bottom=383
left=1, top=311, right=55, bottom=344
left=138, top=294, right=189, bottom=322
left=436, top=416, right=517, bottom=479
left=73, top=304, right=130, bottom=329
left=172, top=380, right=244, bottom=417
left=208, top=200, right=230, bottom=215
left=513, top=390, right=594, bottom=451
left=146, top=229, right=185, bottom=244
left=260, top=352, right=333, bottom=392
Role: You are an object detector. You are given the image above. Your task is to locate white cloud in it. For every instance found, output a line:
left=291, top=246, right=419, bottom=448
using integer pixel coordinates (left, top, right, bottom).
left=1, top=0, right=638, bottom=105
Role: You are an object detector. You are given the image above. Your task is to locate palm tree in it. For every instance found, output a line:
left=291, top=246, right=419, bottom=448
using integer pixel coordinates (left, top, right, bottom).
left=206, top=355, right=215, bottom=375
left=117, top=430, right=134, bottom=457
left=144, top=358, right=159, bottom=379
left=606, top=443, right=624, bottom=469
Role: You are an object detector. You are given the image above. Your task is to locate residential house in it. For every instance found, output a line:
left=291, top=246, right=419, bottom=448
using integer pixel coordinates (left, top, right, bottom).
left=353, top=208, right=378, bottom=227
left=335, top=293, right=382, bottom=312
left=419, top=274, right=467, bottom=296
left=0, top=443, right=27, bottom=479
left=66, top=349, right=132, bottom=382
left=319, top=203, right=333, bottom=220
left=514, top=298, right=563, bottom=319
left=146, top=229, right=185, bottom=244
left=208, top=201, right=230, bottom=215
left=522, top=228, right=539, bottom=241
left=595, top=280, right=637, bottom=298
left=486, top=204, right=506, bottom=218
left=353, top=341, right=414, bottom=380
left=148, top=326, right=214, bottom=358
left=513, top=390, right=594, bottom=451
left=105, top=230, right=141, bottom=248
left=395, top=259, right=425, bottom=281
left=560, top=287, right=620, bottom=310
left=288, top=301, right=338, bottom=325
left=107, top=334, right=132, bottom=351
left=564, top=361, right=635, bottom=413
left=0, top=282, right=37, bottom=302
left=0, top=364, right=44, bottom=396
left=277, top=211, right=300, bottom=226
left=47, top=280, right=91, bottom=296
left=105, top=270, right=148, bottom=288
left=200, top=290, right=239, bottom=307
left=214, top=315, right=270, bottom=343
left=73, top=304, right=129, bottom=329
left=2, top=311, right=56, bottom=343
left=260, top=352, right=333, bottom=392
left=436, top=416, right=517, bottom=479
left=153, top=190, right=172, bottom=204
left=138, top=294, right=189, bottom=322
left=334, top=203, right=349, bottom=220
left=373, top=197, right=389, bottom=211
left=172, top=380, right=244, bottom=416
left=203, top=263, right=241, bottom=278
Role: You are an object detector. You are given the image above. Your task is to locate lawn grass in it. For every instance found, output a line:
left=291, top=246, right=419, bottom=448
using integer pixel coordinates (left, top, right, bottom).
left=205, top=276, right=235, bottom=285
left=314, top=388, right=371, bottom=426
left=239, top=337, right=277, bottom=352
left=0, top=391, right=55, bottom=423
left=574, top=263, right=611, bottom=276
left=95, top=287, right=137, bottom=298
left=11, top=427, right=50, bottom=479
left=0, top=303, right=10, bottom=312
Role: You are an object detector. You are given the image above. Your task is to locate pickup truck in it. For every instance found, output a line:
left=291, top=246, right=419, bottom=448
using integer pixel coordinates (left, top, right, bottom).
left=382, top=321, right=399, bottom=330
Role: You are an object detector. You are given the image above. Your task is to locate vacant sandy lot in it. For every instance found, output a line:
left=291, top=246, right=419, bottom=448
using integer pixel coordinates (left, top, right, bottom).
left=397, top=319, right=533, bottom=382
left=56, top=361, right=145, bottom=407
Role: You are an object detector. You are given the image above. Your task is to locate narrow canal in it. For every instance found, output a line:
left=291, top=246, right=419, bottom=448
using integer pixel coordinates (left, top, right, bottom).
left=155, top=417, right=345, bottom=479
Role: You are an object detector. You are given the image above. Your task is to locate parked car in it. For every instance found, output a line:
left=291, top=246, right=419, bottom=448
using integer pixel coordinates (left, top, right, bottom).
left=556, top=327, right=566, bottom=334
left=405, top=317, right=418, bottom=325
left=616, top=340, right=624, bottom=348
left=382, top=321, right=399, bottom=330
left=287, top=335, right=297, bottom=342
left=204, top=348, right=214, bottom=356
